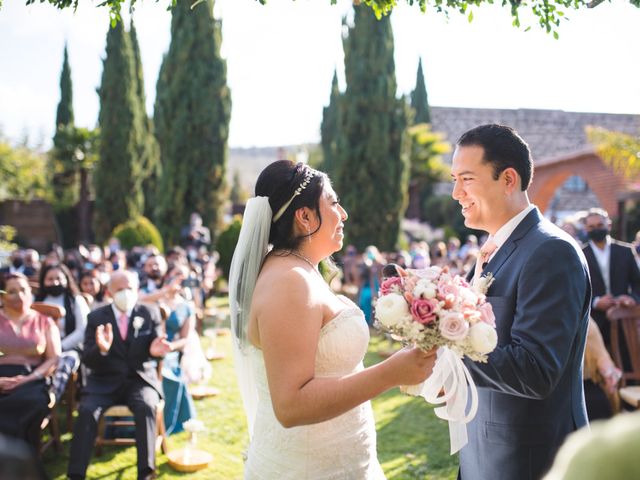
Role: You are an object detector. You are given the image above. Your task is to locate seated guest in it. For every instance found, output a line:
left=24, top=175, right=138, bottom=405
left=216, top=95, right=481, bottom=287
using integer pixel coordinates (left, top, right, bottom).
left=79, top=270, right=110, bottom=311
left=159, top=265, right=212, bottom=434
left=0, top=273, right=61, bottom=450
left=67, top=270, right=172, bottom=480
left=22, top=249, right=41, bottom=278
left=139, top=254, right=168, bottom=296
left=36, top=263, right=89, bottom=354
left=583, top=318, right=622, bottom=421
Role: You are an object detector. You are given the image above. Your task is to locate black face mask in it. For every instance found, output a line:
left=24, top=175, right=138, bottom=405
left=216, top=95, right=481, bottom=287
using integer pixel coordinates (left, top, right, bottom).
left=12, top=258, right=23, bottom=269
left=588, top=228, right=609, bottom=242
left=147, top=271, right=162, bottom=280
left=44, top=285, right=66, bottom=297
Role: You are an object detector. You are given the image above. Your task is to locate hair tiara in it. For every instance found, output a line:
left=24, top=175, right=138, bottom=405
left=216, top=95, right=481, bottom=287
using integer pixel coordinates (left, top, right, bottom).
left=272, top=168, right=315, bottom=223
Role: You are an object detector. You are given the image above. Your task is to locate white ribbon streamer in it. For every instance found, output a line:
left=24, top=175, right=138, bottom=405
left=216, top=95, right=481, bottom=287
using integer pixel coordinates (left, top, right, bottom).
left=402, top=347, right=478, bottom=454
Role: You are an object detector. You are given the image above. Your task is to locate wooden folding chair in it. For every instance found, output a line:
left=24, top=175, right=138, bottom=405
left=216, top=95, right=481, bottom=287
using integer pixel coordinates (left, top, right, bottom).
left=607, top=304, right=640, bottom=408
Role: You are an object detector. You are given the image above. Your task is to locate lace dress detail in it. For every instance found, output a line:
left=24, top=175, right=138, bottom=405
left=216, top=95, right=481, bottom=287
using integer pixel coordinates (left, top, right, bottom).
left=244, top=307, right=386, bottom=479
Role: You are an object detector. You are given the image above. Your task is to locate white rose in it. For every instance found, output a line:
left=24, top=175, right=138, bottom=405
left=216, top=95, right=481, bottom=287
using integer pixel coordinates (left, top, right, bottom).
left=458, top=287, right=478, bottom=306
left=413, top=279, right=437, bottom=299
left=468, top=322, right=498, bottom=354
left=375, top=293, right=411, bottom=328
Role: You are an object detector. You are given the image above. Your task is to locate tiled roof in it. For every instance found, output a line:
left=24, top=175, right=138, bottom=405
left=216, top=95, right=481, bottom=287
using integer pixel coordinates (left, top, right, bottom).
left=430, top=106, right=640, bottom=163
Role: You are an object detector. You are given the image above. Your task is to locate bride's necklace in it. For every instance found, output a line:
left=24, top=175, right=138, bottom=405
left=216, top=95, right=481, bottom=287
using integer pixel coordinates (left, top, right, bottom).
left=274, top=249, right=320, bottom=273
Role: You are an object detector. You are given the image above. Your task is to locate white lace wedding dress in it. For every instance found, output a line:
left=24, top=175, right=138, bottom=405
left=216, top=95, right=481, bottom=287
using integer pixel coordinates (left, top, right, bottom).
left=244, top=306, right=386, bottom=479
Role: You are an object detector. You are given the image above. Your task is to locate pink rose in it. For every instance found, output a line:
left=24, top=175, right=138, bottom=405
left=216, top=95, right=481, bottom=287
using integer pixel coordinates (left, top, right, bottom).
left=379, top=276, right=403, bottom=296
left=439, top=312, right=469, bottom=341
left=437, top=281, right=459, bottom=300
left=410, top=298, right=438, bottom=325
left=478, top=302, right=496, bottom=327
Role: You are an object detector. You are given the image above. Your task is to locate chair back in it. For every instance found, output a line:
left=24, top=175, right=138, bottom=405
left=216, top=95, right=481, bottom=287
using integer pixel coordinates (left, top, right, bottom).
left=607, top=305, right=640, bottom=385
left=31, top=302, right=65, bottom=321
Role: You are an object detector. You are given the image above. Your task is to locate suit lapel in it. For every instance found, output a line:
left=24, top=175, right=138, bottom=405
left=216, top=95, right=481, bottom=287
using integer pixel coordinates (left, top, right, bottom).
left=483, top=208, right=541, bottom=279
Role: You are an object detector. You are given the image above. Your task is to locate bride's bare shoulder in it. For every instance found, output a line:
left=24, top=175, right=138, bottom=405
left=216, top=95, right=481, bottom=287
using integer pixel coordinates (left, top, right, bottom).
left=254, top=255, right=312, bottom=299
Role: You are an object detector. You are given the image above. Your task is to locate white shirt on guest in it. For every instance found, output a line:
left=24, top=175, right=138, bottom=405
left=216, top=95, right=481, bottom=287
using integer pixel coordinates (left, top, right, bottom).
left=42, top=294, right=89, bottom=352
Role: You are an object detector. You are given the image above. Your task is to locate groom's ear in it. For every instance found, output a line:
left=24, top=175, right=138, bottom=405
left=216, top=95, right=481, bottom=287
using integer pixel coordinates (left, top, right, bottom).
left=502, top=167, right=520, bottom=194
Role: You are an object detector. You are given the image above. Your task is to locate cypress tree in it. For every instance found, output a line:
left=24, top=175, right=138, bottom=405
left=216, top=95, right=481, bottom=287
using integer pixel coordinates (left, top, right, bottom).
left=320, top=69, right=341, bottom=177
left=50, top=44, right=77, bottom=211
left=335, top=5, right=410, bottom=252
left=93, top=19, right=147, bottom=241
left=411, top=58, right=431, bottom=124
left=154, top=0, right=231, bottom=246
left=55, top=45, right=74, bottom=129
left=130, top=19, right=161, bottom=220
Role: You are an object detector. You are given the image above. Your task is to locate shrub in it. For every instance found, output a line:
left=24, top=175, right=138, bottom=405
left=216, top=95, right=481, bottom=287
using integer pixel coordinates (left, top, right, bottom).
left=216, top=216, right=242, bottom=280
left=111, top=216, right=163, bottom=252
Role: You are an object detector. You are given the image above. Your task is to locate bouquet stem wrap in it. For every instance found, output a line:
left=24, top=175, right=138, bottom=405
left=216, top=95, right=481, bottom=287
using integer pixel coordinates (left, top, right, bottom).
left=402, top=347, right=478, bottom=454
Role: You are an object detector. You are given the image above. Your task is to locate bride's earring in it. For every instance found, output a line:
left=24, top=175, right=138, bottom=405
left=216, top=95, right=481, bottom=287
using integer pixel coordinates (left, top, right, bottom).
left=307, top=226, right=311, bottom=243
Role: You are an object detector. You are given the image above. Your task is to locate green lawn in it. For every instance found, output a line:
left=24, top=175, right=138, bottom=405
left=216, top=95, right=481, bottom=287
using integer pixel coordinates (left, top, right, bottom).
left=42, top=307, right=458, bottom=479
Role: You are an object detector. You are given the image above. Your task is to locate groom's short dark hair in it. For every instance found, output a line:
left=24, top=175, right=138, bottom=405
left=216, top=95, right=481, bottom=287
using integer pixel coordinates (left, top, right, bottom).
left=457, top=124, right=533, bottom=191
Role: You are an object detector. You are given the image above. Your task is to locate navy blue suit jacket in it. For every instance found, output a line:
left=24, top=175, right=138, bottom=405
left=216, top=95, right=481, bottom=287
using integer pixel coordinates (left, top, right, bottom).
left=81, top=303, right=163, bottom=396
left=460, top=208, right=591, bottom=480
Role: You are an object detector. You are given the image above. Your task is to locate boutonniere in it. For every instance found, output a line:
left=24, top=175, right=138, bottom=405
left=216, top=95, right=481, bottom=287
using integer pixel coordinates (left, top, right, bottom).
left=132, top=316, right=145, bottom=338
left=475, top=272, right=495, bottom=295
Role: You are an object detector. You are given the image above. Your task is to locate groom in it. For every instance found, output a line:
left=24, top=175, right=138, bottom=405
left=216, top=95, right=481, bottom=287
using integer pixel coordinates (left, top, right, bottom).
left=451, top=124, right=591, bottom=479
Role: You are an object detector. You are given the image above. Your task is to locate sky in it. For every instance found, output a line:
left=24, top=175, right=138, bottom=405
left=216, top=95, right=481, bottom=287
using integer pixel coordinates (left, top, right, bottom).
left=0, top=0, right=638, bottom=150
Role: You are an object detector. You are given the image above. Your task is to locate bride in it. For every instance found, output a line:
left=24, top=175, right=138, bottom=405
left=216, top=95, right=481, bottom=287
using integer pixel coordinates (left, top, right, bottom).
left=229, top=160, right=435, bottom=479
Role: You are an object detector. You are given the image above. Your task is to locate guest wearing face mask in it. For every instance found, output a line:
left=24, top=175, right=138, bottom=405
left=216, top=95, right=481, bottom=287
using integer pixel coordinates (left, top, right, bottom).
left=36, top=263, right=90, bottom=354
left=582, top=208, right=640, bottom=350
left=67, top=270, right=172, bottom=480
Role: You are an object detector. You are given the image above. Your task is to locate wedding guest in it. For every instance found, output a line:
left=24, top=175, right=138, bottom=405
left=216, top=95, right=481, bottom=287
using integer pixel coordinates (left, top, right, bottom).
left=0, top=273, right=61, bottom=450
left=229, top=160, right=436, bottom=478
left=583, top=318, right=621, bottom=421
left=67, top=270, right=171, bottom=480
left=79, top=270, right=109, bottom=311
left=36, top=263, right=89, bottom=354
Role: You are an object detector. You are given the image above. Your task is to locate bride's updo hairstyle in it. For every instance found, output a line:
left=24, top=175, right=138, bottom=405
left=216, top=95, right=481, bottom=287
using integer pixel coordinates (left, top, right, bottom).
left=255, top=160, right=326, bottom=251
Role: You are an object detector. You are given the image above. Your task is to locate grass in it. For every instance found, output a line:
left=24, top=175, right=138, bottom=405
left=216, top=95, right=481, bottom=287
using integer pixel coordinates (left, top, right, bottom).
left=42, top=299, right=458, bottom=479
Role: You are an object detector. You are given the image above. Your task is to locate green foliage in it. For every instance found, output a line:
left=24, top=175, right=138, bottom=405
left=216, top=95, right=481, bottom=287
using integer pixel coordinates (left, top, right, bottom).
left=230, top=170, right=248, bottom=205
left=130, top=20, right=161, bottom=220
left=423, top=194, right=481, bottom=241
left=93, top=19, right=149, bottom=241
left=216, top=215, right=242, bottom=280
left=24, top=0, right=640, bottom=37
left=586, top=126, right=640, bottom=180
left=405, top=124, right=451, bottom=220
left=154, top=0, right=231, bottom=246
left=335, top=5, right=410, bottom=252
left=320, top=70, right=341, bottom=177
left=410, top=58, right=431, bottom=125
left=0, top=225, right=18, bottom=254
left=49, top=125, right=99, bottom=210
left=111, top=215, right=163, bottom=252
left=55, top=45, right=74, bottom=129
left=0, top=139, right=49, bottom=202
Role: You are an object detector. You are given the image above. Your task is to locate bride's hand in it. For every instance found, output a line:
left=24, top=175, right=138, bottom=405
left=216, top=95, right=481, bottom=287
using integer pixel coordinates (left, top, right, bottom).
left=387, top=346, right=437, bottom=386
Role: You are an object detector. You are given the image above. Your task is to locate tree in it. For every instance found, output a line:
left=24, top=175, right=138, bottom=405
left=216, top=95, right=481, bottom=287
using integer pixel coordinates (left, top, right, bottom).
left=154, top=0, right=231, bottom=246
left=335, top=4, right=410, bottom=251
left=93, top=19, right=148, bottom=241
left=24, top=0, right=640, bottom=36
left=50, top=44, right=76, bottom=210
left=230, top=170, right=248, bottom=206
left=405, top=123, right=450, bottom=220
left=320, top=70, right=341, bottom=178
left=410, top=58, right=431, bottom=125
left=586, top=126, right=640, bottom=180
left=130, top=19, right=161, bottom=220
left=0, top=138, right=49, bottom=202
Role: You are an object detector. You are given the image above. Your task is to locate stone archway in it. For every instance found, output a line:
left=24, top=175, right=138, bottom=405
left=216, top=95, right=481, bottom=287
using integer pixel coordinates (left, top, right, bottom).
left=529, top=150, right=629, bottom=218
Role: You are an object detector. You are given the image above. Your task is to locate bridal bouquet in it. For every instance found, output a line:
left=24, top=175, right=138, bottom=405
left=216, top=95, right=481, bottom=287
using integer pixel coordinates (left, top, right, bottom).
left=374, top=264, right=497, bottom=454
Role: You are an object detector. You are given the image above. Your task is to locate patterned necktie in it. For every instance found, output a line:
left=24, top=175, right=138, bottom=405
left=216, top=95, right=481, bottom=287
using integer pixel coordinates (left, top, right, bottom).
left=474, top=238, right=497, bottom=286
left=118, top=312, right=129, bottom=340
